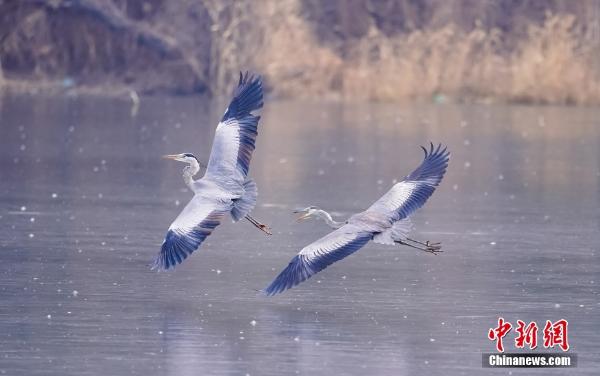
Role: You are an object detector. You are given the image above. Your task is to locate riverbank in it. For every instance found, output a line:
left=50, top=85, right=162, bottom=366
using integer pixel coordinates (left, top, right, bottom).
left=1, top=1, right=599, bottom=105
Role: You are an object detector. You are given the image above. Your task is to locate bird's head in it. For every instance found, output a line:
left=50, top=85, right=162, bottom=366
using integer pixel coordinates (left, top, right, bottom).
left=163, top=153, right=200, bottom=165
left=293, top=206, right=320, bottom=222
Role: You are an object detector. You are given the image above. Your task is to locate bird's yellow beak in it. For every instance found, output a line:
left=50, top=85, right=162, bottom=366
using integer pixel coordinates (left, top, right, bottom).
left=163, top=154, right=180, bottom=160
left=293, top=210, right=310, bottom=222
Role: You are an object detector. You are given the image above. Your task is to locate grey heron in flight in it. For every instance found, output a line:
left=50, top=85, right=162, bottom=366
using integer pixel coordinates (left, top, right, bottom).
left=152, top=72, right=270, bottom=271
left=264, top=143, right=450, bottom=295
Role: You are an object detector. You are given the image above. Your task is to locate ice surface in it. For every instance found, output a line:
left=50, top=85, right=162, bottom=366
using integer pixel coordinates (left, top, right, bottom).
left=0, top=96, right=598, bottom=375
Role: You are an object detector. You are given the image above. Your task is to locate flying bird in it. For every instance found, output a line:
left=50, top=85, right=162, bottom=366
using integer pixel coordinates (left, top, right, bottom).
left=153, top=72, right=270, bottom=271
left=264, top=143, right=450, bottom=295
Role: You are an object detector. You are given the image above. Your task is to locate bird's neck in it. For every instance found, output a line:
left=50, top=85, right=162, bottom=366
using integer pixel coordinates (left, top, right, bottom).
left=316, top=209, right=345, bottom=229
left=183, top=160, right=201, bottom=190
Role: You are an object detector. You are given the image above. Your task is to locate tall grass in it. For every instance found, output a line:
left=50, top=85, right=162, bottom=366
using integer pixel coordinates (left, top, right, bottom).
left=245, top=2, right=600, bottom=105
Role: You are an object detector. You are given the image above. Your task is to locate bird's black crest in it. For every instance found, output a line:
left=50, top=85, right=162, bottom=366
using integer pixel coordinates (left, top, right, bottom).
left=183, top=153, right=199, bottom=162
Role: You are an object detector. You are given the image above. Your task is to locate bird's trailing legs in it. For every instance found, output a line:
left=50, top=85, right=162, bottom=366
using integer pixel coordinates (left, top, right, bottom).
left=406, top=237, right=441, bottom=250
left=245, top=215, right=272, bottom=235
left=396, top=238, right=442, bottom=255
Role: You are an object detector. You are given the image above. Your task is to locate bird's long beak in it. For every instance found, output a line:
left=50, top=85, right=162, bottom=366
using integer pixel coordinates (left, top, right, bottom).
left=163, top=154, right=180, bottom=160
left=293, top=210, right=310, bottom=222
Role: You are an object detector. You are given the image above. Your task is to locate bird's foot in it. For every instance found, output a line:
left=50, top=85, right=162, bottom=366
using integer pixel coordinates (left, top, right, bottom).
left=424, top=241, right=442, bottom=251
left=246, top=215, right=273, bottom=235
left=423, top=244, right=443, bottom=255
left=420, top=240, right=442, bottom=255
left=257, top=223, right=272, bottom=235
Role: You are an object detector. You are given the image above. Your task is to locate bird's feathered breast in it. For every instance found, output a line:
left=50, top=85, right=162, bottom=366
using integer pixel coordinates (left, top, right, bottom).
left=347, top=210, right=392, bottom=233
left=193, top=178, right=240, bottom=200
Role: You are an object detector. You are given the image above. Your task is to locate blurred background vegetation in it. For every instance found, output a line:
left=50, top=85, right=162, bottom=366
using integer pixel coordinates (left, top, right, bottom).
left=1, top=0, right=599, bottom=105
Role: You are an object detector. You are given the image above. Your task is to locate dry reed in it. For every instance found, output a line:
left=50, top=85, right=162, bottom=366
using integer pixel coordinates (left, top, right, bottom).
left=1, top=0, right=599, bottom=105
left=247, top=2, right=600, bottom=105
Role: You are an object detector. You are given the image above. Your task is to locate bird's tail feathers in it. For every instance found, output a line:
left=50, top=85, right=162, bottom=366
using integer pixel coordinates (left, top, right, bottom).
left=231, top=179, right=258, bottom=221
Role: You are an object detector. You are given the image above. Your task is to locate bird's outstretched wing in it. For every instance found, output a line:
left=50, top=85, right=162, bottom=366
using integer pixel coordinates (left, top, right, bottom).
left=152, top=195, right=229, bottom=271
left=206, top=72, right=263, bottom=186
left=263, top=225, right=372, bottom=296
left=368, top=143, right=450, bottom=221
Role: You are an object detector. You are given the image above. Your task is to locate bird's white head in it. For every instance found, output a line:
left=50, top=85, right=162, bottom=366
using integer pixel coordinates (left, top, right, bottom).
left=293, top=206, right=320, bottom=222
left=163, top=153, right=199, bottom=165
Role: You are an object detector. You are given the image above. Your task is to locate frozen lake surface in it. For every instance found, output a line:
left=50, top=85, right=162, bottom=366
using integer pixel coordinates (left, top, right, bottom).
left=0, top=95, right=598, bottom=375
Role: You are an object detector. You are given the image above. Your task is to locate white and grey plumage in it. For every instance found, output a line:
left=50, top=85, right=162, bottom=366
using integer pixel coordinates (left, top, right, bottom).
left=264, top=143, right=450, bottom=296
left=153, top=72, right=270, bottom=271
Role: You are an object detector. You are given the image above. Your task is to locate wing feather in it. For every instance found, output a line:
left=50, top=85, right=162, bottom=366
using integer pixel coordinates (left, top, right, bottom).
left=263, top=225, right=372, bottom=296
left=152, top=195, right=228, bottom=271
left=368, top=143, right=450, bottom=221
left=206, top=72, right=263, bottom=185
